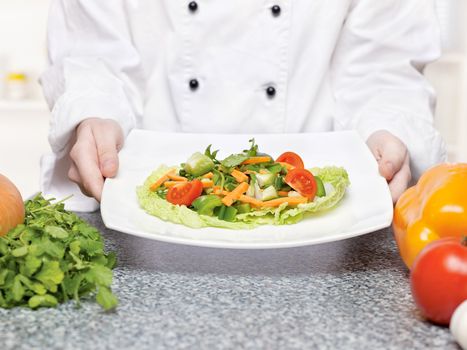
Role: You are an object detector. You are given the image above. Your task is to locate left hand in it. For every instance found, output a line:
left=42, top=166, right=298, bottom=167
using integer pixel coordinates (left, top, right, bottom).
left=366, top=130, right=412, bottom=203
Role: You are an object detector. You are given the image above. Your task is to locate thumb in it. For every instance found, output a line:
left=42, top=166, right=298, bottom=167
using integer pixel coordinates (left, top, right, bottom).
left=99, top=148, right=119, bottom=178
left=366, top=130, right=407, bottom=181
left=378, top=138, right=407, bottom=181
left=93, top=122, right=123, bottom=178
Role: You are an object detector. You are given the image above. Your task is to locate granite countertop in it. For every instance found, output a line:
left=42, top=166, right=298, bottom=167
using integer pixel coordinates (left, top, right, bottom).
left=0, top=211, right=459, bottom=350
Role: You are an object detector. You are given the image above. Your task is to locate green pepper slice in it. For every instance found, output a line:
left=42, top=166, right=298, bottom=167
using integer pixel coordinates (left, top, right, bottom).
left=235, top=203, right=251, bottom=214
left=192, top=195, right=223, bottom=216
left=314, top=176, right=326, bottom=197
left=222, top=206, right=238, bottom=222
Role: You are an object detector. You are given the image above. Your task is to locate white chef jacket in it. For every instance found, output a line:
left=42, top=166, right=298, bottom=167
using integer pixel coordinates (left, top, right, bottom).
left=40, top=0, right=446, bottom=212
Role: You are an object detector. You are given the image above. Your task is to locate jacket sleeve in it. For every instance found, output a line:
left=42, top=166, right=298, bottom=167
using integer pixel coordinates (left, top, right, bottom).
left=40, top=0, right=144, bottom=156
left=331, top=0, right=447, bottom=179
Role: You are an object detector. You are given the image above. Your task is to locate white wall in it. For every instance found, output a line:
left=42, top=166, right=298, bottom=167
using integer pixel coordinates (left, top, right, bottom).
left=0, top=0, right=51, bottom=99
left=0, top=0, right=51, bottom=199
left=426, top=0, right=467, bottom=161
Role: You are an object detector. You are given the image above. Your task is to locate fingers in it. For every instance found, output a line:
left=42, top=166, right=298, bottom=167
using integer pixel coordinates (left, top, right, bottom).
left=92, top=122, right=123, bottom=178
left=377, top=138, right=407, bottom=181
left=68, top=118, right=124, bottom=202
left=69, top=132, right=105, bottom=201
left=367, top=130, right=407, bottom=181
left=366, top=130, right=412, bottom=203
left=388, top=154, right=411, bottom=203
left=68, top=162, right=92, bottom=198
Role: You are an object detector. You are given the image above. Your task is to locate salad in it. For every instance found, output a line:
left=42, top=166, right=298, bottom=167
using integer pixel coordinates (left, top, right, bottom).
left=137, top=140, right=350, bottom=229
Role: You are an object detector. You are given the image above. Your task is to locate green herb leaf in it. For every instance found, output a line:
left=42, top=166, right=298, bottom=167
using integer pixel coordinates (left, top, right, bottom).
left=96, top=286, right=118, bottom=311
left=204, top=144, right=219, bottom=163
left=243, top=138, right=258, bottom=157
left=0, top=194, right=118, bottom=310
left=22, top=254, right=42, bottom=276
left=12, top=276, right=25, bottom=301
left=45, top=226, right=69, bottom=240
left=0, top=270, right=9, bottom=285
left=12, top=246, right=28, bottom=257
left=35, top=261, right=64, bottom=292
left=221, top=154, right=248, bottom=168
left=85, top=265, right=113, bottom=287
left=28, top=294, right=58, bottom=309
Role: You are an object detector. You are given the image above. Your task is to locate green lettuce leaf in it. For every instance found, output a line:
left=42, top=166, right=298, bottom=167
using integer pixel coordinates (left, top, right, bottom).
left=137, top=165, right=350, bottom=229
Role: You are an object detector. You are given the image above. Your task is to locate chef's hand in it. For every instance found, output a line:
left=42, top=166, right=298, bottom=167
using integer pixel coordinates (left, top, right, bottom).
left=366, top=130, right=411, bottom=203
left=68, top=118, right=124, bottom=202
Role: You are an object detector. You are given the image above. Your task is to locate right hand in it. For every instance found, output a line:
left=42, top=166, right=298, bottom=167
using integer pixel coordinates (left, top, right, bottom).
left=68, top=118, right=124, bottom=202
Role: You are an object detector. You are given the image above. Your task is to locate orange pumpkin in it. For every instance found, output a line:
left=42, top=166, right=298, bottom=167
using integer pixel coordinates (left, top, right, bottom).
left=0, top=174, right=25, bottom=236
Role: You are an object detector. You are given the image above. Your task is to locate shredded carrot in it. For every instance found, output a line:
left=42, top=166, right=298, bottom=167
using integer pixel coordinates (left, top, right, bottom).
left=202, top=172, right=214, bottom=179
left=277, top=162, right=295, bottom=171
left=237, top=195, right=263, bottom=207
left=259, top=196, right=308, bottom=207
left=219, top=191, right=305, bottom=207
left=149, top=169, right=176, bottom=191
left=242, top=156, right=272, bottom=165
left=277, top=191, right=289, bottom=197
left=217, top=189, right=262, bottom=207
left=221, top=182, right=249, bottom=206
left=163, top=181, right=186, bottom=188
left=231, top=169, right=249, bottom=183
left=167, top=173, right=188, bottom=181
left=201, top=179, right=214, bottom=188
left=216, top=189, right=305, bottom=208
left=259, top=169, right=269, bottom=174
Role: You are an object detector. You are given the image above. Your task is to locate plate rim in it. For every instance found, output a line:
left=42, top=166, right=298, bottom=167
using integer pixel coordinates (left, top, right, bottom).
left=101, top=212, right=393, bottom=249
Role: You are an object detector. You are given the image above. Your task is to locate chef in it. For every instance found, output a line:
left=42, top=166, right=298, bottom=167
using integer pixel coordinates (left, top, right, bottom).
left=39, top=0, right=446, bottom=212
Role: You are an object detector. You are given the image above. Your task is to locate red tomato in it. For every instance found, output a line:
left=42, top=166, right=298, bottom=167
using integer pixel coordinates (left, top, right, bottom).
left=284, top=168, right=317, bottom=200
left=410, top=237, right=467, bottom=325
left=166, top=180, right=203, bottom=206
left=276, top=152, right=304, bottom=169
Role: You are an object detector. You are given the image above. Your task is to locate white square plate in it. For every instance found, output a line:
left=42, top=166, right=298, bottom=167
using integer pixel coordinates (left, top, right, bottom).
left=101, top=129, right=393, bottom=249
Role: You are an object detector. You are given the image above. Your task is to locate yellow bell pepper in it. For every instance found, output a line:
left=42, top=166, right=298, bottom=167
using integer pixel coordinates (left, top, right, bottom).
left=393, top=163, right=467, bottom=269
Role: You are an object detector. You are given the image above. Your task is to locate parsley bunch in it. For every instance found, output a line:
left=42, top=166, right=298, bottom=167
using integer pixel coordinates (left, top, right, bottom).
left=0, top=194, right=118, bottom=310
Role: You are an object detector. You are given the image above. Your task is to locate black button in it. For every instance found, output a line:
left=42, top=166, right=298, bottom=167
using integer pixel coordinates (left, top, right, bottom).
left=271, top=5, right=281, bottom=16
left=188, top=1, right=198, bottom=12
left=189, top=79, right=199, bottom=90
left=266, top=86, right=276, bottom=98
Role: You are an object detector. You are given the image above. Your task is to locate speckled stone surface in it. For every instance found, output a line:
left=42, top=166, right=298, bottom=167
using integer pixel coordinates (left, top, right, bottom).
left=0, top=212, right=459, bottom=350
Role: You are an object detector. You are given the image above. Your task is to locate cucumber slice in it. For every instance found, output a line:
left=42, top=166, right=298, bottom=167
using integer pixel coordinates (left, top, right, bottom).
left=262, top=186, right=278, bottom=201
left=256, top=173, right=275, bottom=188
left=288, top=191, right=302, bottom=198
left=246, top=184, right=255, bottom=198
left=254, top=182, right=262, bottom=200
left=183, top=152, right=215, bottom=176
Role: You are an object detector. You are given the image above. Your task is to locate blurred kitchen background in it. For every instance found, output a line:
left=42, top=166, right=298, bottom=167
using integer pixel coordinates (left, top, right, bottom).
left=0, top=0, right=466, bottom=199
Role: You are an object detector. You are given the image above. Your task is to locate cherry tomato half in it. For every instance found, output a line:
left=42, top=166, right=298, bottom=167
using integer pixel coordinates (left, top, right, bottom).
left=276, top=152, right=304, bottom=169
left=410, top=237, right=467, bottom=325
left=284, top=168, right=317, bottom=200
left=166, top=180, right=203, bottom=206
